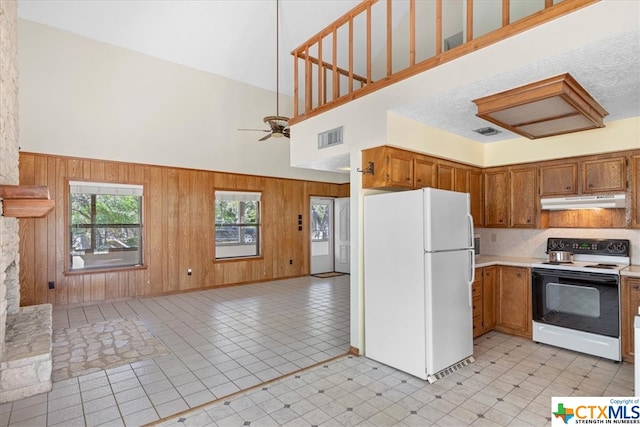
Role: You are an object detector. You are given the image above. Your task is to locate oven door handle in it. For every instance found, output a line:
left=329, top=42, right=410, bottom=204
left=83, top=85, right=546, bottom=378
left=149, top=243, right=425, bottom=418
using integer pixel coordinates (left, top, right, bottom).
left=532, top=268, right=619, bottom=285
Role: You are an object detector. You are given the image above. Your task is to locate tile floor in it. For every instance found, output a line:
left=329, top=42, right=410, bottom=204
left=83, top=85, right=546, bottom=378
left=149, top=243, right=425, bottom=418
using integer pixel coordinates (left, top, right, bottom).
left=157, top=331, right=635, bottom=427
left=0, top=275, right=350, bottom=426
left=0, top=273, right=635, bottom=426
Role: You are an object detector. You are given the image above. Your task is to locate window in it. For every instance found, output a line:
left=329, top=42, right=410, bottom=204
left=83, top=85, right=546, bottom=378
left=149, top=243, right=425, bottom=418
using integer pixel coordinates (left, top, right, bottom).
left=215, top=190, right=261, bottom=260
left=69, top=181, right=143, bottom=271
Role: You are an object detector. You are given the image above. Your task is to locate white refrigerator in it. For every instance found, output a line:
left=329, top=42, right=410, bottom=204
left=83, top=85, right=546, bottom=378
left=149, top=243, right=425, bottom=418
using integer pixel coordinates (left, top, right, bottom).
left=364, top=187, right=475, bottom=381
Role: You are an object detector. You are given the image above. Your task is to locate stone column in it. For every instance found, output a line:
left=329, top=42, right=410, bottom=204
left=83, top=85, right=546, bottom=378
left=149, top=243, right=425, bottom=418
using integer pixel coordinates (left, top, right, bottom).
left=1, top=0, right=21, bottom=356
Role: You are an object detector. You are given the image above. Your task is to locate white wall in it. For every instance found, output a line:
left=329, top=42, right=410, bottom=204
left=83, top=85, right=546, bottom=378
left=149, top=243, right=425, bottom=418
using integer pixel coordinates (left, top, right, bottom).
left=18, top=19, right=347, bottom=184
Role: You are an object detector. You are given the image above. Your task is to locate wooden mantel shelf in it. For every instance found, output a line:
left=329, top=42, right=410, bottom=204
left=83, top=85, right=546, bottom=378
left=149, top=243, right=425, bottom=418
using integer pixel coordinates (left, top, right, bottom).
left=0, top=185, right=55, bottom=218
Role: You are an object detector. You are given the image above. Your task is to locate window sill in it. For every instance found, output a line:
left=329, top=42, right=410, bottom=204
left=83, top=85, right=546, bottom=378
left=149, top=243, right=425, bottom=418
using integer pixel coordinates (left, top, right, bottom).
left=64, top=264, right=147, bottom=276
left=214, top=256, right=264, bottom=263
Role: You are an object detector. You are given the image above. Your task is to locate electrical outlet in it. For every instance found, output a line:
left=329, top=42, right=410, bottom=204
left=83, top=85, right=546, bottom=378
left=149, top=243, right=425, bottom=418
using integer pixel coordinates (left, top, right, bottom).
left=491, top=233, right=497, bottom=242
left=187, top=268, right=192, bottom=276
left=48, top=281, right=55, bottom=290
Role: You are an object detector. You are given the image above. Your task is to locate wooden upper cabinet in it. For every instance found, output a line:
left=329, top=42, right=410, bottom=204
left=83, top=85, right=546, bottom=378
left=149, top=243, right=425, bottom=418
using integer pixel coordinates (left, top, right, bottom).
left=539, top=163, right=578, bottom=196
left=632, top=155, right=640, bottom=229
left=469, top=170, right=484, bottom=227
left=361, top=146, right=414, bottom=189
left=484, top=168, right=510, bottom=227
left=437, top=163, right=455, bottom=191
left=414, top=158, right=436, bottom=188
left=510, top=166, right=538, bottom=228
left=387, top=151, right=414, bottom=188
left=582, top=157, right=626, bottom=194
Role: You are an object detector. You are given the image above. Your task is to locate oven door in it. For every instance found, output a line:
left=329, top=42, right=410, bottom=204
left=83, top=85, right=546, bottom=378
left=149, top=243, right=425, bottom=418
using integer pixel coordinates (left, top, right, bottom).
left=532, top=268, right=619, bottom=338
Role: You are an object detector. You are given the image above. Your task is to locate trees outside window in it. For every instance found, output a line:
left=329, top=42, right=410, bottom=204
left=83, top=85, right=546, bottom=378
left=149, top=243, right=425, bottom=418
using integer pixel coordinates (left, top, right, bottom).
left=215, top=191, right=261, bottom=259
left=69, top=181, right=143, bottom=271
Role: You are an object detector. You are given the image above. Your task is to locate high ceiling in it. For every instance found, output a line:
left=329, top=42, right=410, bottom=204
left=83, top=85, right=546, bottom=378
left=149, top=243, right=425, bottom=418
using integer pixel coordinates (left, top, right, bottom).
left=17, top=0, right=361, bottom=97
left=17, top=0, right=640, bottom=143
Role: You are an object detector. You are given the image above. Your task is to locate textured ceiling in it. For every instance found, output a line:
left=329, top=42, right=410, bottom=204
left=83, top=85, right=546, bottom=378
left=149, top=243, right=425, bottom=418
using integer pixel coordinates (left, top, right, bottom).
left=17, top=1, right=640, bottom=144
left=393, top=30, right=640, bottom=143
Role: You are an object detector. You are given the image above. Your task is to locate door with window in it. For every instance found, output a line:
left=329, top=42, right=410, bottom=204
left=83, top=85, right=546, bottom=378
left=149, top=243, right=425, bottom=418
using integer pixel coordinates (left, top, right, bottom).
left=310, top=197, right=334, bottom=275
left=310, top=197, right=351, bottom=275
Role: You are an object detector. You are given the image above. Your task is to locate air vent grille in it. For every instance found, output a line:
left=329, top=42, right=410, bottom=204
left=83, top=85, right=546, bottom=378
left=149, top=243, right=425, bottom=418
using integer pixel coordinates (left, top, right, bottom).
left=318, top=127, right=344, bottom=149
left=473, top=126, right=502, bottom=136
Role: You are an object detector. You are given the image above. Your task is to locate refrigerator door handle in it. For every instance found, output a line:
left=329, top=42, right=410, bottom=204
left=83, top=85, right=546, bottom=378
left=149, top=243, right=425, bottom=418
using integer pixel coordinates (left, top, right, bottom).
left=468, top=249, right=475, bottom=307
left=467, top=213, right=474, bottom=249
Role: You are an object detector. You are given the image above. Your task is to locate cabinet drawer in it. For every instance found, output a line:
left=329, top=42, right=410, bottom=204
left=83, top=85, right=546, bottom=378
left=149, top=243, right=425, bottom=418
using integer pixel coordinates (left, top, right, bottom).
left=473, top=296, right=482, bottom=317
left=472, top=282, right=482, bottom=298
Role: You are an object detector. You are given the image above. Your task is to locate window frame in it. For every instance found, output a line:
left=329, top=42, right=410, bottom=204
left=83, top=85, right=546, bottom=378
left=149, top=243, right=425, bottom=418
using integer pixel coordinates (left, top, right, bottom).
left=214, top=190, right=262, bottom=261
left=66, top=180, right=145, bottom=274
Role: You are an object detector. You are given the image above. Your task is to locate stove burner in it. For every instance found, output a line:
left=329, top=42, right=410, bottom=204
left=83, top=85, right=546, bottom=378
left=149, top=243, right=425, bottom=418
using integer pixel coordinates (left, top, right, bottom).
left=584, top=263, right=619, bottom=269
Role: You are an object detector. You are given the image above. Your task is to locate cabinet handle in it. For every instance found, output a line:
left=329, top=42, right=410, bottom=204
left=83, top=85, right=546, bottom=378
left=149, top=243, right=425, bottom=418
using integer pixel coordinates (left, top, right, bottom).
left=527, top=219, right=531, bottom=223
left=407, top=177, right=411, bottom=181
left=499, top=219, right=503, bottom=223
left=566, top=186, right=572, bottom=190
left=633, top=285, right=639, bottom=290
left=588, top=183, right=594, bottom=188
left=417, top=179, right=422, bottom=183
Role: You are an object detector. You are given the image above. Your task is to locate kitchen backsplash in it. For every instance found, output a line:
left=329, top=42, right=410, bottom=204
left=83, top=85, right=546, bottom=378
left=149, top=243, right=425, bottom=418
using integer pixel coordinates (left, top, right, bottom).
left=475, top=228, right=640, bottom=265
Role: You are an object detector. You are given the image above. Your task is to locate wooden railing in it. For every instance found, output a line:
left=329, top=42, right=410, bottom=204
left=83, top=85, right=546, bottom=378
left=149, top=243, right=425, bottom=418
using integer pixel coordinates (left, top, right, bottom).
left=290, top=0, right=598, bottom=124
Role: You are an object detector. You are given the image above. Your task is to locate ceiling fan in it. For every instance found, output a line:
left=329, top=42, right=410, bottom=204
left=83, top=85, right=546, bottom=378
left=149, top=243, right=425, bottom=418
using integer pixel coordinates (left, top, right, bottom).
left=238, top=0, right=290, bottom=141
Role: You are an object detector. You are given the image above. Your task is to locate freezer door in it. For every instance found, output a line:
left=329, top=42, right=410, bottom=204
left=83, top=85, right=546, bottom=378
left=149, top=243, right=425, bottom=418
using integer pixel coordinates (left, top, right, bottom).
left=424, top=188, right=473, bottom=252
left=425, top=249, right=474, bottom=375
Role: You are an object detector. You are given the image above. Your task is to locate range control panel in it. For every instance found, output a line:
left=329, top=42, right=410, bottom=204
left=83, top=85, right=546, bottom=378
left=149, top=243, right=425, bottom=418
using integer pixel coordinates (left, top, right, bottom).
left=546, top=238, right=630, bottom=256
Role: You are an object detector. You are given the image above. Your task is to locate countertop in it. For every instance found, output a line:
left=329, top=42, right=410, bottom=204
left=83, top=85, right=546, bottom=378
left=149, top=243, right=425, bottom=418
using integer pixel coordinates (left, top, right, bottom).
left=474, top=255, right=545, bottom=268
left=622, top=265, right=640, bottom=278
left=475, top=255, right=640, bottom=278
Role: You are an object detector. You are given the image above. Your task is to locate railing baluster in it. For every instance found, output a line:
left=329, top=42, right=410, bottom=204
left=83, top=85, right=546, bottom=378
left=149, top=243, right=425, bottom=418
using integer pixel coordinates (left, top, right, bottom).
left=305, top=45, right=312, bottom=113
left=333, top=27, right=338, bottom=101
left=366, top=3, right=372, bottom=84
left=410, top=0, right=415, bottom=66
left=467, top=0, right=474, bottom=42
left=349, top=17, right=354, bottom=94
left=386, top=0, right=392, bottom=77
left=503, top=0, right=510, bottom=26
left=293, top=51, right=298, bottom=117
left=436, top=0, right=442, bottom=55
left=318, top=38, right=323, bottom=107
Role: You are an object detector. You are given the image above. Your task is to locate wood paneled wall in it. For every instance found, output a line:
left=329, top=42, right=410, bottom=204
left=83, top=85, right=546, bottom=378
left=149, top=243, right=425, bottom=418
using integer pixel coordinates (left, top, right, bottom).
left=18, top=152, right=349, bottom=307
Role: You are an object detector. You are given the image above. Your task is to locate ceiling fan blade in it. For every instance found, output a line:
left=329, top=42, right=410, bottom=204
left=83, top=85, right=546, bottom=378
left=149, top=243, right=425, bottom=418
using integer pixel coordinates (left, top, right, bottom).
left=238, top=128, right=270, bottom=132
left=283, top=128, right=290, bottom=138
left=258, top=133, right=272, bottom=141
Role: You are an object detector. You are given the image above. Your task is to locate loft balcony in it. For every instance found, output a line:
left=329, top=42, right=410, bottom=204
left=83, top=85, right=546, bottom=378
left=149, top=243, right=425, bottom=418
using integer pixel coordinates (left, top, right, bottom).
left=289, top=0, right=598, bottom=125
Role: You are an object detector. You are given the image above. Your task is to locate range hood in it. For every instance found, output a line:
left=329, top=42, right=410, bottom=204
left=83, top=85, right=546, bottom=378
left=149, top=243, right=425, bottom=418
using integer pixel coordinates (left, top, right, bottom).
left=541, top=194, right=626, bottom=210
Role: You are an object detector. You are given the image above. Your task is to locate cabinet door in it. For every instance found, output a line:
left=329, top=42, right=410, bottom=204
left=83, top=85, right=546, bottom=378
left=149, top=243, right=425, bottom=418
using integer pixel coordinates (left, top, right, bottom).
left=484, top=169, right=509, bottom=227
left=621, top=278, right=640, bottom=363
left=539, top=163, right=578, bottom=196
left=469, top=170, right=484, bottom=227
left=496, top=266, right=532, bottom=339
left=437, top=163, right=455, bottom=191
left=632, top=155, right=640, bottom=229
left=387, top=152, right=414, bottom=188
left=414, top=158, right=436, bottom=188
left=510, top=167, right=538, bottom=228
left=472, top=268, right=483, bottom=338
left=582, top=157, right=626, bottom=194
left=482, top=266, right=497, bottom=332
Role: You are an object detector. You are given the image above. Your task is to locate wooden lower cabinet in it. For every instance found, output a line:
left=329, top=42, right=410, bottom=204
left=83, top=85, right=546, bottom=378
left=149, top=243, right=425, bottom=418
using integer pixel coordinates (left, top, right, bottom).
left=621, top=277, right=640, bottom=362
left=495, top=266, right=532, bottom=339
left=472, top=266, right=497, bottom=338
